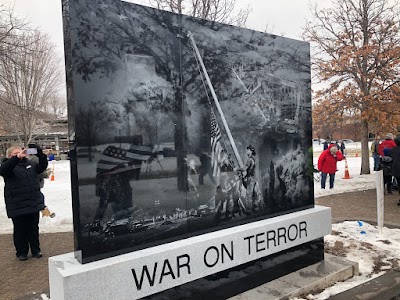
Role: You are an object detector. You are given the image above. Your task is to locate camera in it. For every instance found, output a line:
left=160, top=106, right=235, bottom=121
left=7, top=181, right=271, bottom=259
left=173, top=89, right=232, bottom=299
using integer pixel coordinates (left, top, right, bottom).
left=27, top=148, right=37, bottom=155
left=27, top=144, right=38, bottom=155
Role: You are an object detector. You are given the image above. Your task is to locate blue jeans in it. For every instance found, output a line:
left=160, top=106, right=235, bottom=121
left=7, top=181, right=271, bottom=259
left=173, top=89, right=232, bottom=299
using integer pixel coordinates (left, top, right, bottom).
left=321, top=172, right=335, bottom=189
left=372, top=153, right=380, bottom=171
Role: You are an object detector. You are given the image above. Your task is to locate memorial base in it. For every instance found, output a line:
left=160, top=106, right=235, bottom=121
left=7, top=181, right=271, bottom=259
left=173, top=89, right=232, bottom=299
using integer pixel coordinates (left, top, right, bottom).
left=49, top=206, right=331, bottom=300
left=145, top=238, right=324, bottom=299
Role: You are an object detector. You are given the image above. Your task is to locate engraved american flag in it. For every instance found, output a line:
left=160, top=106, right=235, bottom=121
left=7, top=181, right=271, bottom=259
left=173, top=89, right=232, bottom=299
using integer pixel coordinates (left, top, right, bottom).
left=210, top=109, right=224, bottom=178
left=96, top=145, right=156, bottom=175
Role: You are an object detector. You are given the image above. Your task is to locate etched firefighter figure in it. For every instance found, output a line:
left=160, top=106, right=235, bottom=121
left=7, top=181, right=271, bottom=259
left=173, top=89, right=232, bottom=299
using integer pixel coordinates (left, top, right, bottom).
left=239, top=145, right=262, bottom=214
left=186, top=158, right=200, bottom=204
left=214, top=150, right=235, bottom=221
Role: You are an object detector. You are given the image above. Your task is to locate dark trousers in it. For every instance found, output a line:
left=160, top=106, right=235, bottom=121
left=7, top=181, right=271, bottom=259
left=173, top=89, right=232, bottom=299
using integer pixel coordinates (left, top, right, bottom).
left=11, top=212, right=40, bottom=257
left=383, top=175, right=392, bottom=192
left=395, top=177, right=400, bottom=195
left=372, top=153, right=380, bottom=171
left=321, top=173, right=335, bottom=189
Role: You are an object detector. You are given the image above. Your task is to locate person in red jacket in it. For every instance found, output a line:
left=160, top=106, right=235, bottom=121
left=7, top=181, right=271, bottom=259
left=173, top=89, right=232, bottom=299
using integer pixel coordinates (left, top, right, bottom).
left=378, top=133, right=396, bottom=156
left=318, top=144, right=343, bottom=189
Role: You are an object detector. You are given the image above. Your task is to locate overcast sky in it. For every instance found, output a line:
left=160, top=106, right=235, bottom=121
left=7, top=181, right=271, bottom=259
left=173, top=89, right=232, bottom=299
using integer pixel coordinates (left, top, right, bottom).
left=2, top=0, right=317, bottom=51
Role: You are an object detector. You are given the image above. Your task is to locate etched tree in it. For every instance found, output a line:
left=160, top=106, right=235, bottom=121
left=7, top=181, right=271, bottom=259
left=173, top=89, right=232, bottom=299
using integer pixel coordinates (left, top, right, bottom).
left=64, top=0, right=310, bottom=193
left=76, top=101, right=120, bottom=161
left=304, top=0, right=400, bottom=174
left=64, top=0, right=259, bottom=190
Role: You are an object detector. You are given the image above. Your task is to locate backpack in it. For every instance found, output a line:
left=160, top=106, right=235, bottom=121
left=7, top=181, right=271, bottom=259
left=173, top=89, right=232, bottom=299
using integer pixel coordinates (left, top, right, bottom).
left=371, top=142, right=378, bottom=153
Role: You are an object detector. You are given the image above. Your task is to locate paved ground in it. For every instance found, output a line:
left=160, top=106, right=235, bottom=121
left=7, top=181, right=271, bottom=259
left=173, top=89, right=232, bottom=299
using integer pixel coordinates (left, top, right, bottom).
left=316, top=188, right=400, bottom=227
left=0, top=189, right=399, bottom=300
left=0, top=232, right=74, bottom=300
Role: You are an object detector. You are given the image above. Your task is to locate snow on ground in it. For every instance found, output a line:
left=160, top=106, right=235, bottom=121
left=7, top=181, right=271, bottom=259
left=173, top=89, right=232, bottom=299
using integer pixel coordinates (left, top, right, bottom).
left=295, top=221, right=400, bottom=300
left=1, top=144, right=399, bottom=300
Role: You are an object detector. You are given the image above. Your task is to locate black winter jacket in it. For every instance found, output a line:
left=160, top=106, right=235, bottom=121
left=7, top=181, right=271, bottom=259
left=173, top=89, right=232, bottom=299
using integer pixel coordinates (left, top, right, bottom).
left=0, top=154, right=48, bottom=218
left=379, top=156, right=392, bottom=176
left=389, top=146, right=400, bottom=177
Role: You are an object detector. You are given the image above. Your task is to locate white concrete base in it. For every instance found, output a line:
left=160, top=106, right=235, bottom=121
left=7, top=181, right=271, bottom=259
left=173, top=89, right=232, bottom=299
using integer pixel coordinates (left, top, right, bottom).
left=49, top=206, right=331, bottom=300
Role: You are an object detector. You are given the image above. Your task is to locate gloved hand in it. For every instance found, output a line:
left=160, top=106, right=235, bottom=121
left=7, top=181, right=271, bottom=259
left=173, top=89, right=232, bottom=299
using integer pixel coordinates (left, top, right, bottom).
left=35, top=144, right=44, bottom=156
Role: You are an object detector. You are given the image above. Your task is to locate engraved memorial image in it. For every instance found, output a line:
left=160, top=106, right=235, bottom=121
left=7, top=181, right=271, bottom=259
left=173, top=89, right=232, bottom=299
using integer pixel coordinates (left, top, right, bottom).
left=64, top=0, right=313, bottom=263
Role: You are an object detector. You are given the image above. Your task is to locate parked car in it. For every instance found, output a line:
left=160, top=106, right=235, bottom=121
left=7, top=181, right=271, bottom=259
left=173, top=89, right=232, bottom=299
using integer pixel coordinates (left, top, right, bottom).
left=312, top=138, right=326, bottom=144
left=341, top=139, right=355, bottom=144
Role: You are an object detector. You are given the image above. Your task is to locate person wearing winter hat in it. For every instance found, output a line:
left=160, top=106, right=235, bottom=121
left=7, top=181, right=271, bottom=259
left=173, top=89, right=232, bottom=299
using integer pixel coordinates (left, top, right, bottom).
left=378, top=133, right=396, bottom=156
left=317, top=144, right=343, bottom=189
left=388, top=136, right=400, bottom=206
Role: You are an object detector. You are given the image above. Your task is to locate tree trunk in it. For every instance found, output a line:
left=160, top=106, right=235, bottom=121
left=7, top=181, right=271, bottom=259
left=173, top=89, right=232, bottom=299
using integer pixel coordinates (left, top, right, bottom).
left=174, top=61, right=187, bottom=191
left=88, top=145, right=93, bottom=162
left=174, top=102, right=187, bottom=191
left=360, top=119, right=370, bottom=175
left=173, top=16, right=187, bottom=192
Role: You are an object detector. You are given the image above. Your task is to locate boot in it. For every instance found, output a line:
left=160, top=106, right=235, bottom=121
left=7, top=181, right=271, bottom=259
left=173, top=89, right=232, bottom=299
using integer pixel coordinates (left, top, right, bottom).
left=41, top=207, right=56, bottom=218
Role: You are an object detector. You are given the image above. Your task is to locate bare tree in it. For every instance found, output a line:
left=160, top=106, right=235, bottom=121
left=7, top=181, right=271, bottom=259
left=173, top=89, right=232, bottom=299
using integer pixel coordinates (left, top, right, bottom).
left=0, top=4, right=29, bottom=66
left=304, top=0, right=400, bottom=175
left=46, top=94, right=67, bottom=119
left=0, top=30, right=62, bottom=146
left=148, top=0, right=250, bottom=26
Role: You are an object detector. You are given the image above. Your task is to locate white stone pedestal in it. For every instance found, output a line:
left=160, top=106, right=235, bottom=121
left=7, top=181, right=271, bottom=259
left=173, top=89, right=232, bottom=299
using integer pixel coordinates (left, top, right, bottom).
left=49, top=206, right=331, bottom=300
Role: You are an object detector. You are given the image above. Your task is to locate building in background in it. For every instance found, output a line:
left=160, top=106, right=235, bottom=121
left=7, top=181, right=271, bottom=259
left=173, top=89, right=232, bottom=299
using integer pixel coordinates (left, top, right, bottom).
left=0, top=118, right=69, bottom=157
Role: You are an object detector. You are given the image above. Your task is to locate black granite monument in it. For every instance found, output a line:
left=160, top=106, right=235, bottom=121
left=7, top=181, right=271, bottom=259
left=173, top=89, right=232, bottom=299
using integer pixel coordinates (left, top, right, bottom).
left=63, top=0, right=316, bottom=275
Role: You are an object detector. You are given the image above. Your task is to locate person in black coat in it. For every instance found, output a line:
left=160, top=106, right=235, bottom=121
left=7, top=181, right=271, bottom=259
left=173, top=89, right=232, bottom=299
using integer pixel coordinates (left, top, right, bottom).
left=379, top=148, right=393, bottom=194
left=389, top=137, right=400, bottom=206
left=338, top=140, right=346, bottom=156
left=0, top=145, right=48, bottom=261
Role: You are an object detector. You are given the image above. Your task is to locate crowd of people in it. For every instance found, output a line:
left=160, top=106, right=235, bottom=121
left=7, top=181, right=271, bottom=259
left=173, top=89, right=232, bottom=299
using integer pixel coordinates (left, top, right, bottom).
left=374, top=133, right=400, bottom=206
left=318, top=133, right=400, bottom=206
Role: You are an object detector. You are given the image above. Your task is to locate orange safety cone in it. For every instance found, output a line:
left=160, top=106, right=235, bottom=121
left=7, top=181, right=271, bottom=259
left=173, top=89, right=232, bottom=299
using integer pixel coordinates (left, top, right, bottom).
left=343, top=158, right=351, bottom=179
left=50, top=161, right=55, bottom=181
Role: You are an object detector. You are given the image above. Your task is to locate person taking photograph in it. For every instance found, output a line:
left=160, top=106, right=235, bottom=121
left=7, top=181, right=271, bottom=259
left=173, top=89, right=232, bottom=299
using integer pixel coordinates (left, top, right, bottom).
left=0, top=145, right=48, bottom=261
